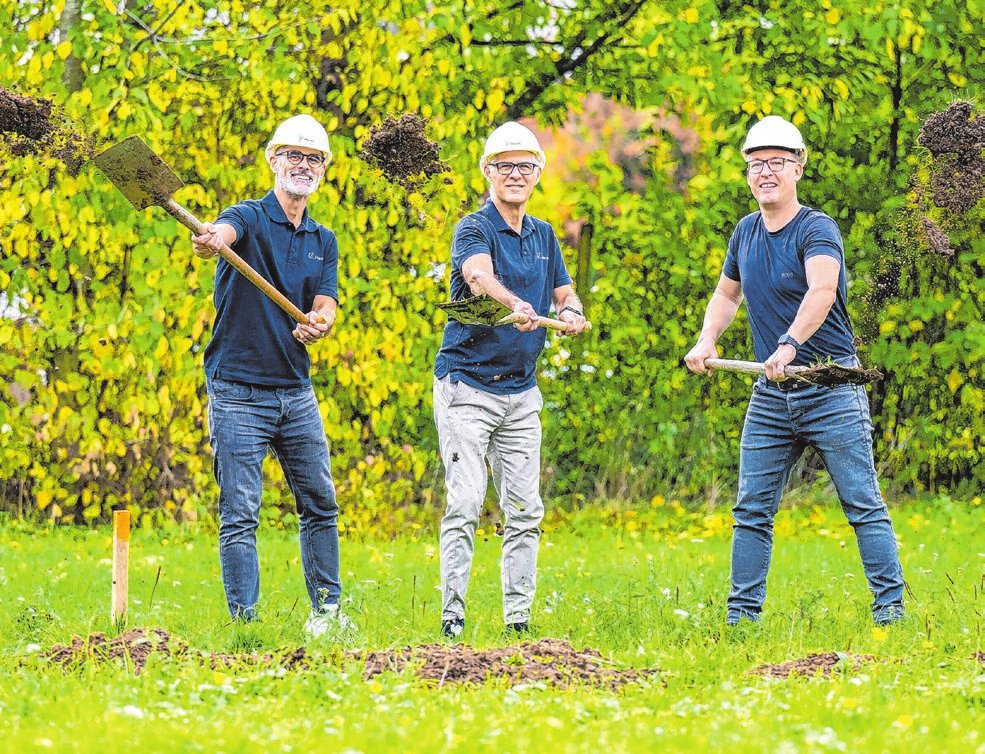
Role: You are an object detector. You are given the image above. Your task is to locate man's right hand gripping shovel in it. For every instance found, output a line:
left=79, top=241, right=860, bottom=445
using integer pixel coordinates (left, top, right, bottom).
left=191, top=223, right=327, bottom=342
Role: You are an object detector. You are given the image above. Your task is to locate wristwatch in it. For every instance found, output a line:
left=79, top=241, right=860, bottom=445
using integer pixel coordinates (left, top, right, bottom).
left=778, top=333, right=801, bottom=352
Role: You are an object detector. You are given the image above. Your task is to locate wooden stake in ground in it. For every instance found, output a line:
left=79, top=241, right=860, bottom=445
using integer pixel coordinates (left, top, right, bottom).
left=112, top=510, right=130, bottom=623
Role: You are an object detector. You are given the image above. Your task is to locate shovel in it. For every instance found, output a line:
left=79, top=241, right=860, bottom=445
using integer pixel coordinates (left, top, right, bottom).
left=94, top=136, right=310, bottom=326
left=704, top=358, right=883, bottom=386
left=437, top=293, right=592, bottom=332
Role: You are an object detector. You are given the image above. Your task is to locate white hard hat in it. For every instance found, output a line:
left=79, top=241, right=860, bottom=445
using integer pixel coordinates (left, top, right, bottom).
left=741, top=116, right=808, bottom=163
left=265, top=114, right=332, bottom=168
left=480, top=122, right=546, bottom=170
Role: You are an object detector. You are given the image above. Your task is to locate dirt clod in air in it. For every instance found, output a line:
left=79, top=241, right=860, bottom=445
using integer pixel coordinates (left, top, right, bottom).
left=929, top=153, right=985, bottom=215
left=358, top=638, right=663, bottom=690
left=0, top=85, right=94, bottom=172
left=916, top=100, right=985, bottom=218
left=39, top=629, right=661, bottom=690
left=751, top=652, right=875, bottom=679
left=359, top=113, right=449, bottom=187
left=917, top=100, right=985, bottom=158
left=919, top=215, right=954, bottom=257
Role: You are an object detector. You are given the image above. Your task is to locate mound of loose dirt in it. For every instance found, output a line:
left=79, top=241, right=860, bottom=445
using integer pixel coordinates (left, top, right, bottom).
left=42, top=627, right=315, bottom=676
left=973, top=651, right=985, bottom=668
left=358, top=638, right=662, bottom=690
left=0, top=84, right=94, bottom=172
left=40, top=629, right=660, bottom=690
left=44, top=627, right=186, bottom=675
left=750, top=651, right=875, bottom=679
left=359, top=113, right=449, bottom=186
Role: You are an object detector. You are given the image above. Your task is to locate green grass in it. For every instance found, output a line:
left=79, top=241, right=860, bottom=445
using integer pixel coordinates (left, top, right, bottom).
left=1, top=498, right=983, bottom=753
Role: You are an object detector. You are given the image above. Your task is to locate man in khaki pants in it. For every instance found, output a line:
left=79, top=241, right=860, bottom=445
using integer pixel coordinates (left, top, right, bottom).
left=433, top=122, right=589, bottom=638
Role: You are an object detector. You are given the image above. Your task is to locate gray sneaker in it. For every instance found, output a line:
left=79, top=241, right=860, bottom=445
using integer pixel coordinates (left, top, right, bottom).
left=304, top=604, right=356, bottom=639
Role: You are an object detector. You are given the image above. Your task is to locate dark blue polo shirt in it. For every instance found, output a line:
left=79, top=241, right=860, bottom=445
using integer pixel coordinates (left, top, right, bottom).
left=723, top=206, right=856, bottom=366
left=434, top=199, right=572, bottom=394
left=203, top=191, right=339, bottom=387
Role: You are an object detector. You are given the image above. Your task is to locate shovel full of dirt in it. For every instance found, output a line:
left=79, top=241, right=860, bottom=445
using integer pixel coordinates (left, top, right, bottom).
left=94, top=136, right=310, bottom=325
left=437, top=293, right=592, bottom=332
left=704, top=358, right=883, bottom=386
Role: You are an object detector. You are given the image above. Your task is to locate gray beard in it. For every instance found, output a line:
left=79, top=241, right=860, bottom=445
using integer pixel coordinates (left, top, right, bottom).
left=277, top=172, right=321, bottom=197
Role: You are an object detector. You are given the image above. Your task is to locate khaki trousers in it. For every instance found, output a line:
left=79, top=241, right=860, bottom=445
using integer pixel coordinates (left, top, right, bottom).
left=433, top=375, right=545, bottom=624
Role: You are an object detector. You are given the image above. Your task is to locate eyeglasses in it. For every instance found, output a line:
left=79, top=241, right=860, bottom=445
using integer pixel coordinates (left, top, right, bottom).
left=488, top=161, right=538, bottom=176
left=276, top=150, right=326, bottom=167
left=746, top=157, right=799, bottom=174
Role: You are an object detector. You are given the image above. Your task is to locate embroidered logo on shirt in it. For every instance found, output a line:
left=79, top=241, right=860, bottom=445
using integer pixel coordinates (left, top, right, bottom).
left=308, top=252, right=324, bottom=261
left=781, top=272, right=796, bottom=278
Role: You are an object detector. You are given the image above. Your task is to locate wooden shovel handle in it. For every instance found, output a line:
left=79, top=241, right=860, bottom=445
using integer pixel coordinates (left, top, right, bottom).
left=496, top=313, right=594, bottom=332
left=165, top=199, right=310, bottom=326
left=704, top=358, right=809, bottom=378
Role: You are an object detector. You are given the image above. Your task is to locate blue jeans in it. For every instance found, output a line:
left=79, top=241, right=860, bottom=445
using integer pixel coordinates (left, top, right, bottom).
left=727, top=378, right=905, bottom=624
left=207, top=378, right=341, bottom=620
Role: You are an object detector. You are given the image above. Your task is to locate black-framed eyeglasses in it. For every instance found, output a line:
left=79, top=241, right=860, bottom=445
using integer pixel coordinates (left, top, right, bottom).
left=276, top=149, right=326, bottom=167
left=488, top=161, right=538, bottom=176
left=746, top=157, right=799, bottom=174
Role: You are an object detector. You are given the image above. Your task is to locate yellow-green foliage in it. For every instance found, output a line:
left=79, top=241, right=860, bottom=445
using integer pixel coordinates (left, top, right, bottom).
left=2, top=0, right=985, bottom=527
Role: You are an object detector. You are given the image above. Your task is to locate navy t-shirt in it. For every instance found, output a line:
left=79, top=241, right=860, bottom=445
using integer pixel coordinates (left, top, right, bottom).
left=723, top=206, right=856, bottom=366
left=434, top=200, right=573, bottom=394
left=203, top=191, right=339, bottom=387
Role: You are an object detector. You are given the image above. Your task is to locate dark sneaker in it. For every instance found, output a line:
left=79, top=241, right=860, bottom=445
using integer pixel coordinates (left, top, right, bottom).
left=441, top=618, right=465, bottom=638
left=505, top=621, right=529, bottom=635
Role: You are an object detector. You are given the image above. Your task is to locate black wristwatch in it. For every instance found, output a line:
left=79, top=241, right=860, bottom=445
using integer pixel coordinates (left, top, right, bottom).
left=778, top=333, right=801, bottom=352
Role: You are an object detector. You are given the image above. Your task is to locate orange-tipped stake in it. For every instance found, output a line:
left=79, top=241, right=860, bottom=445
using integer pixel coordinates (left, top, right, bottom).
left=112, top=510, right=130, bottom=623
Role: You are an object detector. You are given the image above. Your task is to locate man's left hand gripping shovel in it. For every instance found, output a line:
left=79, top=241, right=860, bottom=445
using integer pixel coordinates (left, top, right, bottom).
left=94, top=136, right=317, bottom=327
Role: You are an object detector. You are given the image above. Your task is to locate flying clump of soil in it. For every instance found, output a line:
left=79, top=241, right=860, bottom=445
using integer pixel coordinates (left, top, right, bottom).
left=0, top=84, right=94, bottom=174
left=359, top=113, right=450, bottom=187
left=917, top=99, right=985, bottom=217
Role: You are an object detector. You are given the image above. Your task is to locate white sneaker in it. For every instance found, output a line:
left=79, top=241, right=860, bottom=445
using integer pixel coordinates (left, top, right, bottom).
left=304, top=604, right=357, bottom=639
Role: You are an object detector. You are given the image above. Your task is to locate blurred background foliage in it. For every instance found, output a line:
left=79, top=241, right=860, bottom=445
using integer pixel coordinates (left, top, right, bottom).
left=1, top=0, right=983, bottom=530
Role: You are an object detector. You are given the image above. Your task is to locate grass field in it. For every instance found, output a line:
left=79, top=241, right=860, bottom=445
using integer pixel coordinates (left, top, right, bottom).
left=1, top=497, right=983, bottom=753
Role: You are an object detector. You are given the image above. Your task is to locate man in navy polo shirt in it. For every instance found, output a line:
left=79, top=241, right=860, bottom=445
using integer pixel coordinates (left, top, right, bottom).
left=434, top=122, right=589, bottom=639
left=191, top=114, right=352, bottom=639
left=684, top=116, right=905, bottom=626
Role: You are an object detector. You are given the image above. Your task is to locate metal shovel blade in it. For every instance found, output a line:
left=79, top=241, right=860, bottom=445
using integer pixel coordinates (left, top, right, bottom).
left=93, top=136, right=311, bottom=326
left=436, top=293, right=588, bottom=332
left=436, top=294, right=514, bottom=326
left=93, top=136, right=184, bottom=210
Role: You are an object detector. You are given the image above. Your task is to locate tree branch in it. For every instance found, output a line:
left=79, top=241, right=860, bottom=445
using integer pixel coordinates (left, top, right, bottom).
left=504, top=0, right=651, bottom=120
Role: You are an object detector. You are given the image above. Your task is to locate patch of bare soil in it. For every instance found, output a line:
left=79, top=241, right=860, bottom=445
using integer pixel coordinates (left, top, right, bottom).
left=750, top=651, right=875, bottom=679
left=358, top=638, right=663, bottom=690
left=40, top=629, right=661, bottom=690
left=0, top=84, right=94, bottom=173
left=44, top=628, right=187, bottom=674
left=359, top=113, right=449, bottom=187
left=42, top=627, right=313, bottom=676
left=973, top=651, right=985, bottom=667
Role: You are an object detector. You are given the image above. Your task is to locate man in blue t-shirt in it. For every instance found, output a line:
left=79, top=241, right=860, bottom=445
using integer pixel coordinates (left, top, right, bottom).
left=191, top=114, right=352, bottom=639
left=684, top=116, right=905, bottom=627
left=434, top=122, right=589, bottom=638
